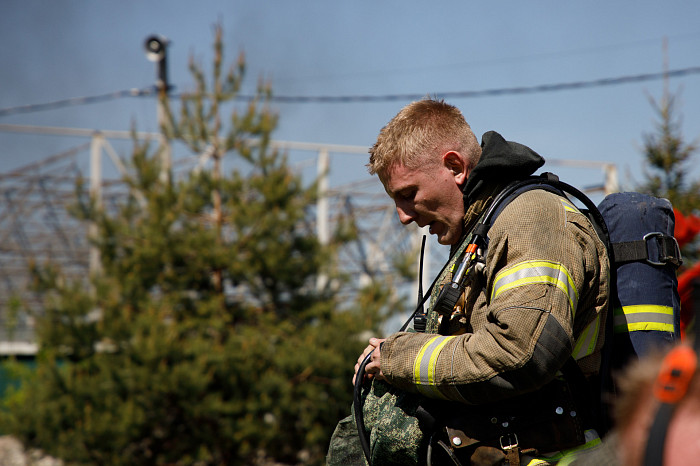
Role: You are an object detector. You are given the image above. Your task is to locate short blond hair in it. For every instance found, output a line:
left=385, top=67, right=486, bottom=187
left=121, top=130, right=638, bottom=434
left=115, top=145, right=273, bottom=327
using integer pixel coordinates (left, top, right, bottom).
left=367, top=99, right=481, bottom=179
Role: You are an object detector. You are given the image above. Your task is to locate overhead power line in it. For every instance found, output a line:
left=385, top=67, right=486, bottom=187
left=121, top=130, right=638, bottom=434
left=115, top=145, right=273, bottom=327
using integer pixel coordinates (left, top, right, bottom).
left=255, top=66, right=700, bottom=103
left=0, top=88, right=156, bottom=117
left=1, top=66, right=699, bottom=117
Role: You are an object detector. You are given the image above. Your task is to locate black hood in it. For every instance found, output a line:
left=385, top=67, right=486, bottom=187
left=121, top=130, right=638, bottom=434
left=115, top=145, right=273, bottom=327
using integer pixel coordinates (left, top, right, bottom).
left=461, top=131, right=545, bottom=206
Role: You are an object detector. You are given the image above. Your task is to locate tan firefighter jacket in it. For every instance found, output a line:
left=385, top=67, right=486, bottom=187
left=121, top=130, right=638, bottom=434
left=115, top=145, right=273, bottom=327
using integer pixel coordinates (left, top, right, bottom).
left=380, top=185, right=610, bottom=405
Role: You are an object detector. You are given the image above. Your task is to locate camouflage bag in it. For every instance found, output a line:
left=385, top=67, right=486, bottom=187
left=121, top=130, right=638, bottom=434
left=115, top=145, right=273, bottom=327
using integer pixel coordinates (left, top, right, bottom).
left=327, top=380, right=428, bottom=465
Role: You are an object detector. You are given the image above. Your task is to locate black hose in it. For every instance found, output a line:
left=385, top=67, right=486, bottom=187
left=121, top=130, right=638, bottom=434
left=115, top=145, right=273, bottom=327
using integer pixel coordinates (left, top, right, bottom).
left=354, top=350, right=374, bottom=465
left=352, top=234, right=463, bottom=464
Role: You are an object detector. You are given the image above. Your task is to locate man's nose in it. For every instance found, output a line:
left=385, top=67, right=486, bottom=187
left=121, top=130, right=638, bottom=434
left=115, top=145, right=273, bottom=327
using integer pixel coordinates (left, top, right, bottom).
left=395, top=202, right=416, bottom=225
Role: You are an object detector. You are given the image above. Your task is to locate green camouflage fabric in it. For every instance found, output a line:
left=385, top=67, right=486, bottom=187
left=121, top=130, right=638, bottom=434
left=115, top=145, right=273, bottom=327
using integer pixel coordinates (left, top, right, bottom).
left=326, top=412, right=366, bottom=465
left=326, top=380, right=427, bottom=465
left=424, top=234, right=471, bottom=334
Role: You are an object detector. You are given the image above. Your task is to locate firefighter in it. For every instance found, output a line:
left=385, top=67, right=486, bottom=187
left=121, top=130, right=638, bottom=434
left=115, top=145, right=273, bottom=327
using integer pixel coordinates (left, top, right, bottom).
left=327, top=99, right=610, bottom=465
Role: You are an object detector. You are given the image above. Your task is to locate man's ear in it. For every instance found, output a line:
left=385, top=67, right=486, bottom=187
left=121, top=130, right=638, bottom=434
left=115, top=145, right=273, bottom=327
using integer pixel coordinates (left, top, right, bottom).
left=443, top=151, right=469, bottom=185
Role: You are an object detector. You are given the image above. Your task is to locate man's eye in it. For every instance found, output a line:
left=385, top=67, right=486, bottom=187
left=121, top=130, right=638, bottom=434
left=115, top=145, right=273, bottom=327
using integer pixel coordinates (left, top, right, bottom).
left=399, top=190, right=415, bottom=201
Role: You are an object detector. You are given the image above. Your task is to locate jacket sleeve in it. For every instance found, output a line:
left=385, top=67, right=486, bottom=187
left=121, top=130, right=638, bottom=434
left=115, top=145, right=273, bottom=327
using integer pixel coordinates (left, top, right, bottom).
left=380, top=191, right=608, bottom=404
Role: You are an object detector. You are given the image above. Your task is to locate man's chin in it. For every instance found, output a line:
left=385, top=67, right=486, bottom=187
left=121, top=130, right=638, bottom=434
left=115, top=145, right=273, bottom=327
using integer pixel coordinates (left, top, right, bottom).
left=433, top=226, right=461, bottom=246
left=429, top=224, right=447, bottom=244
left=436, top=236, right=452, bottom=245
left=435, top=231, right=452, bottom=245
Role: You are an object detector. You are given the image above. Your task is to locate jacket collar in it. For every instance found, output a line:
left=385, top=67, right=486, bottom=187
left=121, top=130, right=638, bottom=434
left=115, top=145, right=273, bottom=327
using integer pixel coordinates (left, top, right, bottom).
left=461, top=131, right=545, bottom=208
left=454, top=131, right=545, bottom=254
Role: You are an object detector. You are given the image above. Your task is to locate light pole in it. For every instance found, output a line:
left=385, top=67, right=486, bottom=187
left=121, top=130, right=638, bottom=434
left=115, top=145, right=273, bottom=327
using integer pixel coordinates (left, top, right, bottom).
left=144, top=35, right=172, bottom=183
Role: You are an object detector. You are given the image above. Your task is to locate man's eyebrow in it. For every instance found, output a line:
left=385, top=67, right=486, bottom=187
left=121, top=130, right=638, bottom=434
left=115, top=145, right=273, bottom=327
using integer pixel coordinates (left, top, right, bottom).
left=389, top=185, right=416, bottom=199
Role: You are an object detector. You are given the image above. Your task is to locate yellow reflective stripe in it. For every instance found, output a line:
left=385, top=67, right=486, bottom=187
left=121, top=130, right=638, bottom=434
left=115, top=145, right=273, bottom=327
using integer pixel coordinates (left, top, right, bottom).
left=528, top=429, right=601, bottom=465
left=560, top=198, right=579, bottom=213
left=412, top=335, right=456, bottom=399
left=613, top=305, right=675, bottom=333
left=492, top=260, right=578, bottom=316
left=572, top=313, right=600, bottom=360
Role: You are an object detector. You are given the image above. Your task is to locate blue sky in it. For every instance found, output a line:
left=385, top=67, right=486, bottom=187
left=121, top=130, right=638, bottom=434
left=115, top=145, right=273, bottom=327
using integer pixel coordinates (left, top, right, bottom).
left=1, top=1, right=700, bottom=195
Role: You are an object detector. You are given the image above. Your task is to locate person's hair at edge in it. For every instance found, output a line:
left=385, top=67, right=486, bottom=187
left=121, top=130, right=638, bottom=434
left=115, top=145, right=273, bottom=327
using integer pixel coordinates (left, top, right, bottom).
left=367, top=98, right=482, bottom=181
left=613, top=351, right=667, bottom=433
left=613, top=344, right=700, bottom=433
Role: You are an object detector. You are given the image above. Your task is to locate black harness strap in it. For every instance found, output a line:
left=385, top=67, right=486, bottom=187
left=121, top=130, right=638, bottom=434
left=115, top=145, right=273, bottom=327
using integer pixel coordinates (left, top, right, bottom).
left=611, top=234, right=682, bottom=268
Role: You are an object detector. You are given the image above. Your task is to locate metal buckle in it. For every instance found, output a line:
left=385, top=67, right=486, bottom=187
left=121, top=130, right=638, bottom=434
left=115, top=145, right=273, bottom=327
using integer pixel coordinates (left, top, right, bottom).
left=499, top=433, right=519, bottom=450
left=643, top=232, right=682, bottom=267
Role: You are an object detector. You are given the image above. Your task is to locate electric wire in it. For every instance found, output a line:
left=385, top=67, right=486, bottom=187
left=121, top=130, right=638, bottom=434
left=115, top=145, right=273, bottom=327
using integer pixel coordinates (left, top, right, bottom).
left=0, top=88, right=157, bottom=117
left=1, top=66, right=699, bottom=117
left=241, top=66, right=700, bottom=103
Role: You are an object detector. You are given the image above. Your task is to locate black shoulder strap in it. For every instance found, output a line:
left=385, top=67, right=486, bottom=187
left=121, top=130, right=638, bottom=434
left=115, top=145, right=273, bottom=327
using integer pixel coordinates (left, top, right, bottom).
left=478, top=172, right=611, bottom=254
left=488, top=175, right=564, bottom=223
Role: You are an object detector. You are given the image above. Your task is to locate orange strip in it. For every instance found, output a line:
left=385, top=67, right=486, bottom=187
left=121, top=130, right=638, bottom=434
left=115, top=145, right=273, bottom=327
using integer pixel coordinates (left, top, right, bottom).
left=653, top=345, right=697, bottom=404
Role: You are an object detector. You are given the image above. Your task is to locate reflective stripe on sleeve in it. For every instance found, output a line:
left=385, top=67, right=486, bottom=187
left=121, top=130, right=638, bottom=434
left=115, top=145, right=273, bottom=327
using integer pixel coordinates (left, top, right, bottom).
left=613, top=305, right=675, bottom=333
left=572, top=313, right=601, bottom=360
left=412, top=335, right=457, bottom=399
left=491, top=260, right=579, bottom=316
left=560, top=198, right=579, bottom=213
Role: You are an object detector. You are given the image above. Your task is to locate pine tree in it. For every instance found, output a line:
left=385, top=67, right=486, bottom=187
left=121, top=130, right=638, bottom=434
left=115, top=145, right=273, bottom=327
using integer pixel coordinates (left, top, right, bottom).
left=1, top=25, right=401, bottom=465
left=638, top=88, right=700, bottom=214
left=637, top=84, right=700, bottom=265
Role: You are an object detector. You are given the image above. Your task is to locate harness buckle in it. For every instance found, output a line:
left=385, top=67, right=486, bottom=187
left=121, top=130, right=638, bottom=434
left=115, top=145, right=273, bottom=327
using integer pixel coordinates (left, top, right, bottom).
left=499, top=433, right=519, bottom=450
left=643, top=232, right=682, bottom=267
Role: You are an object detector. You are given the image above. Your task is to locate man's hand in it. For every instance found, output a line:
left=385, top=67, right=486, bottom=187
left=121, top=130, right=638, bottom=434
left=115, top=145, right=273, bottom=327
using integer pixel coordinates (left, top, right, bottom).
left=352, top=337, right=387, bottom=385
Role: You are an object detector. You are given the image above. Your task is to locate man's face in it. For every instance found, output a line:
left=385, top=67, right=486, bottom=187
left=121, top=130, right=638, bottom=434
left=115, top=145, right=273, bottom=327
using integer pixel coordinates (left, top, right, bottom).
left=382, top=156, right=467, bottom=245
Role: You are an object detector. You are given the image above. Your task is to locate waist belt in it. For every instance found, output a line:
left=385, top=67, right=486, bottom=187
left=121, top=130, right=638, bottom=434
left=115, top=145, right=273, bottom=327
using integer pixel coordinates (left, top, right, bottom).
left=415, top=376, right=587, bottom=455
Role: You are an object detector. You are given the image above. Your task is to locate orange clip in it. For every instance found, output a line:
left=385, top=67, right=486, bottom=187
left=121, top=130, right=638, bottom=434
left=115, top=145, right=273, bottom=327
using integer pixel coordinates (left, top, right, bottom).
left=653, top=345, right=698, bottom=404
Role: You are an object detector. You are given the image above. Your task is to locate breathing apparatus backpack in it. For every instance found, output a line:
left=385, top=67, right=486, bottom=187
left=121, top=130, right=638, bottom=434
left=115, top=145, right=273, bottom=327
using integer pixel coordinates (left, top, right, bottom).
left=354, top=173, right=683, bottom=465
left=599, top=192, right=682, bottom=366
